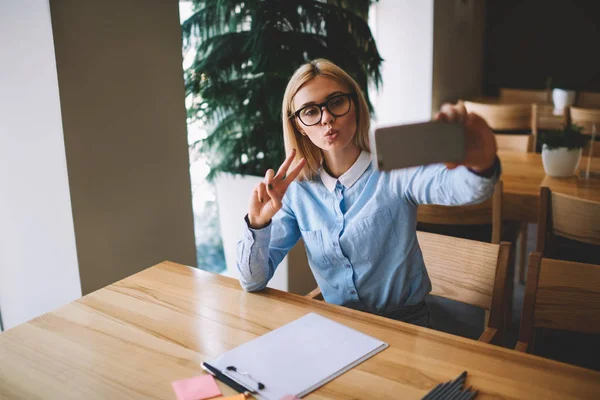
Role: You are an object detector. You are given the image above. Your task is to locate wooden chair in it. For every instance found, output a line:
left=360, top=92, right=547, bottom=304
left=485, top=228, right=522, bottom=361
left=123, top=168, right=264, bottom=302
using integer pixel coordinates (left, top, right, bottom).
left=464, top=101, right=534, bottom=130
left=417, top=182, right=516, bottom=324
left=464, top=100, right=533, bottom=282
left=306, top=231, right=512, bottom=344
left=516, top=252, right=600, bottom=353
left=495, top=134, right=534, bottom=153
left=575, top=91, right=600, bottom=109
left=497, top=90, right=565, bottom=146
left=499, top=88, right=550, bottom=104
left=464, top=101, right=535, bottom=152
left=533, top=103, right=566, bottom=136
left=569, top=106, right=600, bottom=157
left=417, top=181, right=503, bottom=244
left=536, top=187, right=600, bottom=263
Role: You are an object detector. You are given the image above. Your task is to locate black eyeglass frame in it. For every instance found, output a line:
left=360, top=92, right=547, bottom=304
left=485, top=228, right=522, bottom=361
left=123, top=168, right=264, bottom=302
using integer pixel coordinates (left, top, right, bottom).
left=289, top=92, right=357, bottom=126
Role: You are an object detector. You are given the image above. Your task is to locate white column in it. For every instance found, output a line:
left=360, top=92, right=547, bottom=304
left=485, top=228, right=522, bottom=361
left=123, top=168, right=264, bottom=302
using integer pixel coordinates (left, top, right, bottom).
left=0, top=0, right=81, bottom=330
left=370, top=0, right=434, bottom=126
left=369, top=0, right=484, bottom=125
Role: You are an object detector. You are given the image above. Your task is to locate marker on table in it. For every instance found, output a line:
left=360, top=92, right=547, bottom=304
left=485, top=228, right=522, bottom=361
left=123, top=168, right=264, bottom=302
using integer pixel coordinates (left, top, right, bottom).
left=201, top=362, right=252, bottom=397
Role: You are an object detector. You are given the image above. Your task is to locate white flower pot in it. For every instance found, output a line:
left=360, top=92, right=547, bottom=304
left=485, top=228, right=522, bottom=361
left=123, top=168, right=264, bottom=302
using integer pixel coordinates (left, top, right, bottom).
left=552, top=88, right=576, bottom=116
left=541, top=145, right=582, bottom=177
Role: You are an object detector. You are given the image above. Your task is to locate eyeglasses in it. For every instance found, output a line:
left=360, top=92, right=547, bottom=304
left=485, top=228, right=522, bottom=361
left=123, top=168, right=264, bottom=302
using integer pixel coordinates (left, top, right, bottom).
left=290, top=93, right=356, bottom=126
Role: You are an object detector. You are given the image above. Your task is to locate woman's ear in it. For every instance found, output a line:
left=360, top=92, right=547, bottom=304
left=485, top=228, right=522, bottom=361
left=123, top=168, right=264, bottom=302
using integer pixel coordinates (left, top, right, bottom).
left=295, top=121, right=307, bottom=136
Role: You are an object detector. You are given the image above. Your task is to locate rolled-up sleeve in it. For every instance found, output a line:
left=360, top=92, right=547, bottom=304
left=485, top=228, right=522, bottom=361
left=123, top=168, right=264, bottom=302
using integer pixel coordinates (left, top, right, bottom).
left=236, top=198, right=301, bottom=292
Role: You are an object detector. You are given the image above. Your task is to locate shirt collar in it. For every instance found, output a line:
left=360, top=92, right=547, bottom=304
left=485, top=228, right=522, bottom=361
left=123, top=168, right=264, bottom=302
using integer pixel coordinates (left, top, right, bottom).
left=320, top=151, right=371, bottom=192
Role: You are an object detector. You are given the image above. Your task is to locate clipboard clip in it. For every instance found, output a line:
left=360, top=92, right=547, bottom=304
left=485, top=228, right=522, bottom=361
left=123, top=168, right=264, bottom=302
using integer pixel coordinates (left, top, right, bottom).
left=201, top=362, right=252, bottom=396
left=226, top=366, right=266, bottom=391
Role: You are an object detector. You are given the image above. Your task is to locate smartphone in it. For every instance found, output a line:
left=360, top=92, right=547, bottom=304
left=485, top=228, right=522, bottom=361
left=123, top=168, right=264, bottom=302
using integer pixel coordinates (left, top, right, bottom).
left=371, top=120, right=466, bottom=171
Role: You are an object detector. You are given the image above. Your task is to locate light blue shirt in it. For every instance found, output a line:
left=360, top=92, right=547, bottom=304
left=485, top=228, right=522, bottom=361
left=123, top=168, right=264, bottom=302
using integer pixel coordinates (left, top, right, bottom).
left=237, top=151, right=499, bottom=316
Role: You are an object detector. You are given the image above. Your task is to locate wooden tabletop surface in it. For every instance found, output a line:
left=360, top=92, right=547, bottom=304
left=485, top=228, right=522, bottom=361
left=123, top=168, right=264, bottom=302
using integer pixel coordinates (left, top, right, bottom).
left=499, top=151, right=600, bottom=222
left=1, top=261, right=599, bottom=399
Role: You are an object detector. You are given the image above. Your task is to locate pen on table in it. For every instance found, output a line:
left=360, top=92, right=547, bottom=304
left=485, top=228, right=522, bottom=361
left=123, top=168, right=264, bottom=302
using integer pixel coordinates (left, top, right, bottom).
left=422, top=383, right=446, bottom=400
left=460, top=388, right=478, bottom=400
left=427, top=371, right=467, bottom=400
left=201, top=362, right=252, bottom=396
left=448, top=371, right=467, bottom=398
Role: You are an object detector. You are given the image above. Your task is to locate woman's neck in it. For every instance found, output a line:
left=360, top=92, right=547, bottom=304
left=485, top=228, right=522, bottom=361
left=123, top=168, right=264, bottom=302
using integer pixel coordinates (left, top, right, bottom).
left=322, top=146, right=362, bottom=178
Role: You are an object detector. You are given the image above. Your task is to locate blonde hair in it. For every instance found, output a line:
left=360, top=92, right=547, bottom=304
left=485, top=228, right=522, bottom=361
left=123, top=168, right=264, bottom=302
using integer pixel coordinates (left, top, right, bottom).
left=281, top=59, right=371, bottom=181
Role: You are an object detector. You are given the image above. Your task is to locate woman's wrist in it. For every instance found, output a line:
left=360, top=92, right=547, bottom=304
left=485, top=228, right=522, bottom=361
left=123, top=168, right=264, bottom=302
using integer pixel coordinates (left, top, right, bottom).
left=246, top=214, right=271, bottom=230
left=467, top=156, right=499, bottom=178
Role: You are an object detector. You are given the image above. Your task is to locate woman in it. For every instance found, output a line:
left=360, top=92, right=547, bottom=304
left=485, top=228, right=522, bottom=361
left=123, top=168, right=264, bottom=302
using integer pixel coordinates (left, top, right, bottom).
left=236, top=59, right=499, bottom=327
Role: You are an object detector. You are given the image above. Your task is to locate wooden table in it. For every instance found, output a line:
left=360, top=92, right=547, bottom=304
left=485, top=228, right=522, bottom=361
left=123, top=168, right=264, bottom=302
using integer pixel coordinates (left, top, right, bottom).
left=2, top=262, right=599, bottom=399
left=499, top=151, right=600, bottom=222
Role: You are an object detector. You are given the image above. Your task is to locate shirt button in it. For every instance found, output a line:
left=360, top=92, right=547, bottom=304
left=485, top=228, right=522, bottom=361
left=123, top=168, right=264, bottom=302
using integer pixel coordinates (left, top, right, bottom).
left=345, top=264, right=351, bottom=269
left=333, top=243, right=338, bottom=247
left=350, top=290, right=356, bottom=295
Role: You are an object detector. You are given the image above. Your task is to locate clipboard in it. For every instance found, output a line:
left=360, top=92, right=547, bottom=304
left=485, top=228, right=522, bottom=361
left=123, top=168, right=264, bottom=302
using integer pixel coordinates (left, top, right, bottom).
left=204, top=313, right=388, bottom=400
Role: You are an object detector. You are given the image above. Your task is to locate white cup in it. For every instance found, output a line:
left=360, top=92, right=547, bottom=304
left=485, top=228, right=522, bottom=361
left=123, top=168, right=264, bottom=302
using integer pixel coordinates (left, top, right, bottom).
left=552, top=88, right=576, bottom=115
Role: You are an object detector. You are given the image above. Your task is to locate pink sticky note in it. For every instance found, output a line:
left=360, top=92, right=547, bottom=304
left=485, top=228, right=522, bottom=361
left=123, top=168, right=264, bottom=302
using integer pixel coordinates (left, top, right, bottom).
left=171, top=375, right=222, bottom=400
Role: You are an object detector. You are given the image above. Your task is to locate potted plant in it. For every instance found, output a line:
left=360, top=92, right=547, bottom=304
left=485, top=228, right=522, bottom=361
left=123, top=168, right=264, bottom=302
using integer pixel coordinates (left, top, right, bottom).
left=182, top=0, right=382, bottom=179
left=539, top=123, right=589, bottom=177
left=181, top=0, right=382, bottom=292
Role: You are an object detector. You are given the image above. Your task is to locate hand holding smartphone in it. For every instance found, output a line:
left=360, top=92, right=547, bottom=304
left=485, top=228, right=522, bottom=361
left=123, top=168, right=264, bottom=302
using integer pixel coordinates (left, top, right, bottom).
left=371, top=120, right=466, bottom=171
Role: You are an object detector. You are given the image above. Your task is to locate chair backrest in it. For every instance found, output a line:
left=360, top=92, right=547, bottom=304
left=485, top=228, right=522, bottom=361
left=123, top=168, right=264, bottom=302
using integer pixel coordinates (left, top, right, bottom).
left=497, top=91, right=563, bottom=133
left=495, top=133, right=534, bottom=153
left=575, top=91, right=600, bottom=109
left=518, top=252, right=600, bottom=349
left=464, top=101, right=533, bottom=131
left=536, top=187, right=600, bottom=257
left=499, top=88, right=550, bottom=104
left=569, top=107, right=600, bottom=157
left=464, top=101, right=536, bottom=152
left=417, top=230, right=510, bottom=330
left=533, top=103, right=566, bottom=132
left=569, top=106, right=600, bottom=135
left=417, top=181, right=503, bottom=244
left=307, top=230, right=511, bottom=332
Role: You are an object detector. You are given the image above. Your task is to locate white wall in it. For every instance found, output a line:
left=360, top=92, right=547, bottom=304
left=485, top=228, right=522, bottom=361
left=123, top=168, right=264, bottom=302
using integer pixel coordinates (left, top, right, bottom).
left=370, top=0, right=434, bottom=126
left=0, top=1, right=82, bottom=330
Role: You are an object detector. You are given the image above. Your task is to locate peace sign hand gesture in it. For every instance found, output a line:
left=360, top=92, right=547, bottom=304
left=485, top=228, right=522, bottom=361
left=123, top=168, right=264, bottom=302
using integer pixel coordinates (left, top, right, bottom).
left=248, top=149, right=306, bottom=229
